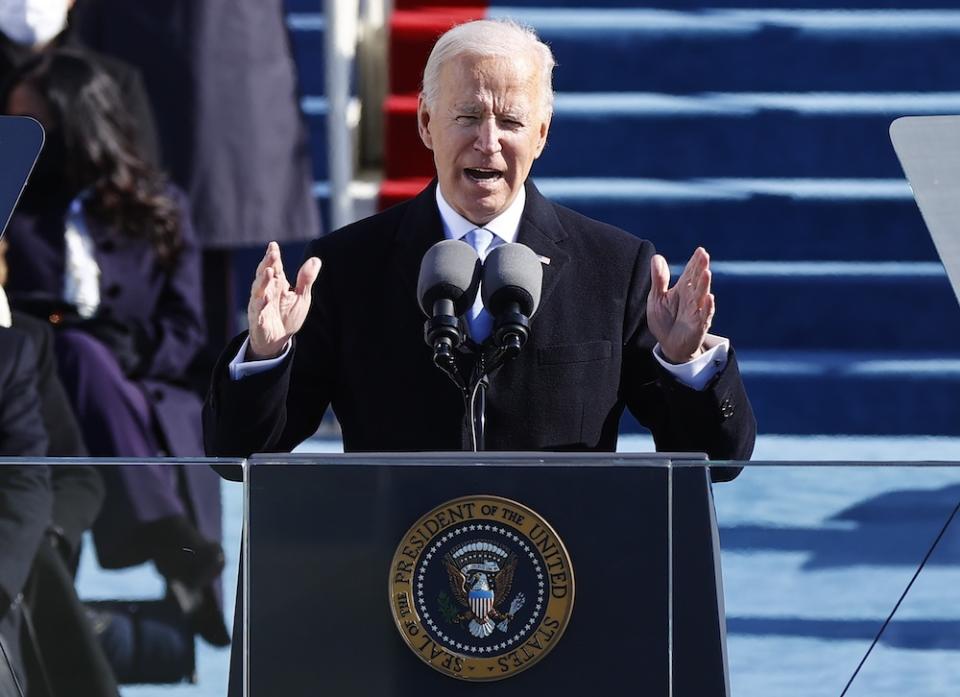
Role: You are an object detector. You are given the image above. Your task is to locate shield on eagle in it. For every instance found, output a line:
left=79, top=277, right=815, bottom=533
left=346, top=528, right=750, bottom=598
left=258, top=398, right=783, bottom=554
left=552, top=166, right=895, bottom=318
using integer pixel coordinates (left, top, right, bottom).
left=468, top=575, right=495, bottom=620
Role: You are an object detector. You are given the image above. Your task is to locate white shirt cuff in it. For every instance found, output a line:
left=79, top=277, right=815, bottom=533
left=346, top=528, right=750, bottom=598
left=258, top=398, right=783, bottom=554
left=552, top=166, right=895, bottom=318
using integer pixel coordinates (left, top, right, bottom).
left=653, top=334, right=730, bottom=391
left=228, top=336, right=292, bottom=380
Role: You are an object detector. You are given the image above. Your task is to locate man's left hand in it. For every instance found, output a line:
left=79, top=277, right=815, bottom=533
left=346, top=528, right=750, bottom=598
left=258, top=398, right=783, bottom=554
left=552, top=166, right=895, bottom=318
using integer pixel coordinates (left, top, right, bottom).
left=647, top=247, right=715, bottom=364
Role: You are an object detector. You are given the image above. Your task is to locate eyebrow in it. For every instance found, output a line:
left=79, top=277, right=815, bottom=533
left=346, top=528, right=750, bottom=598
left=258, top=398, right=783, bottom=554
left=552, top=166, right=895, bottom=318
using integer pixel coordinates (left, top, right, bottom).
left=452, top=103, right=529, bottom=120
left=453, top=103, right=483, bottom=115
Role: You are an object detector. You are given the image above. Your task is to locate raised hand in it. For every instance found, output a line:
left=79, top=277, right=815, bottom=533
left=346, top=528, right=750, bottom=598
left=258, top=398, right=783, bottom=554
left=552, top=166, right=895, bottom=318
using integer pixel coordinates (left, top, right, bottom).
left=246, top=241, right=321, bottom=360
left=646, top=247, right=715, bottom=364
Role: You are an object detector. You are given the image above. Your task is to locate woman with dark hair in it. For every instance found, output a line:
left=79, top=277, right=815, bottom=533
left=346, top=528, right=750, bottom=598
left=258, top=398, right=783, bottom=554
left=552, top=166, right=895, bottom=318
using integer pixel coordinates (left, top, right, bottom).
left=2, top=49, right=229, bottom=658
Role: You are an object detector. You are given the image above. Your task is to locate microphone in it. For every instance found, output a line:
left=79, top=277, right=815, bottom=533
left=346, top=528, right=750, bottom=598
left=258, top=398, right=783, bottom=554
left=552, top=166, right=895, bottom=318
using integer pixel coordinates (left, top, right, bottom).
left=481, top=243, right=543, bottom=356
left=417, top=239, right=481, bottom=364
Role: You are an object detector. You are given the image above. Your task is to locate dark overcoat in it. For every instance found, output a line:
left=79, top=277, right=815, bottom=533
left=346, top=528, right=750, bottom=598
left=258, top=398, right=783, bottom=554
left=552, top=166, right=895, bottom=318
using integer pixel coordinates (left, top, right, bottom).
left=0, top=463, right=51, bottom=694
left=10, top=311, right=87, bottom=457
left=72, top=0, right=320, bottom=248
left=0, top=327, right=46, bottom=456
left=4, top=189, right=205, bottom=457
left=205, top=180, right=756, bottom=473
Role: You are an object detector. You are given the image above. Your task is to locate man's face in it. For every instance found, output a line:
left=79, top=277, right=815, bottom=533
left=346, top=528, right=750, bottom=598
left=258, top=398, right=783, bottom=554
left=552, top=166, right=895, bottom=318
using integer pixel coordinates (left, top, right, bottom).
left=418, top=53, right=551, bottom=226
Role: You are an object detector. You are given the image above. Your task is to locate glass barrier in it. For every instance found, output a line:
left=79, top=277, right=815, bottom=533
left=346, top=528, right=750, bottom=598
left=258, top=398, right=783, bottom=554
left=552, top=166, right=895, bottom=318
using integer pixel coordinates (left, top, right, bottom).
left=676, top=460, right=960, bottom=697
left=0, top=116, right=43, bottom=241
left=0, top=459, right=242, bottom=697
left=244, top=452, right=670, bottom=696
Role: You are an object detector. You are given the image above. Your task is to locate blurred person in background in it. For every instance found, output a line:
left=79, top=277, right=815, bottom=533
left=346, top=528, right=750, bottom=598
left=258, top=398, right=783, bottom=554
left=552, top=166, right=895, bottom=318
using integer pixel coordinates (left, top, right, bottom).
left=0, top=327, right=46, bottom=458
left=2, top=51, right=229, bottom=662
left=0, top=464, right=51, bottom=697
left=69, top=0, right=318, bottom=247
left=72, top=0, right=322, bottom=371
left=0, top=319, right=49, bottom=693
left=1, top=246, right=117, bottom=697
left=0, top=237, right=87, bottom=457
left=0, top=0, right=159, bottom=163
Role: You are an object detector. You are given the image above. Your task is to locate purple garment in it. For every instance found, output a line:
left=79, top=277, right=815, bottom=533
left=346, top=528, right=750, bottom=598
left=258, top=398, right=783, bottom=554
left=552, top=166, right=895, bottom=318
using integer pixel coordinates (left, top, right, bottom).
left=53, top=330, right=220, bottom=573
left=55, top=329, right=160, bottom=458
left=4, top=186, right=206, bottom=457
left=4, top=189, right=222, bottom=582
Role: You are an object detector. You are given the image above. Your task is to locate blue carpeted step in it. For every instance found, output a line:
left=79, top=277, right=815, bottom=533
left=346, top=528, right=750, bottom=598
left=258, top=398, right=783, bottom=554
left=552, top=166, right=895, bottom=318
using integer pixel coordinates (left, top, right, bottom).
left=535, top=177, right=936, bottom=263
left=284, top=0, right=322, bottom=14
left=301, top=97, right=329, bottom=181
left=532, top=93, right=960, bottom=178
left=374, top=92, right=960, bottom=179
left=702, top=262, right=960, bottom=351
left=621, top=350, right=960, bottom=436
left=287, top=13, right=326, bottom=97
left=343, top=92, right=960, bottom=180
left=489, top=9, right=960, bottom=93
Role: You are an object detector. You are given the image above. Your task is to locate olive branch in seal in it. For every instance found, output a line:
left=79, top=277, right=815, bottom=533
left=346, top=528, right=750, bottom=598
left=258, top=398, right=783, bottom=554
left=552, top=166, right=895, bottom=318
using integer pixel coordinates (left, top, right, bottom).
left=437, top=592, right=459, bottom=624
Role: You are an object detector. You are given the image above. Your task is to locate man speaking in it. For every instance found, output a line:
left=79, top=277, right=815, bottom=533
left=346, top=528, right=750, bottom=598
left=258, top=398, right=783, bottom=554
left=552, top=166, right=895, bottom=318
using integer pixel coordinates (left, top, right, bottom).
left=203, top=19, right=755, bottom=470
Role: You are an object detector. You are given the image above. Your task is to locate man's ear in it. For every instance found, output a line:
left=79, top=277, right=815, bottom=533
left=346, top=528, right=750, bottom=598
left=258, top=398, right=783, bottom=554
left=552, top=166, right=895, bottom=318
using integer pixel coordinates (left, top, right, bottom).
left=417, top=95, right=434, bottom=150
left=533, top=113, right=551, bottom=159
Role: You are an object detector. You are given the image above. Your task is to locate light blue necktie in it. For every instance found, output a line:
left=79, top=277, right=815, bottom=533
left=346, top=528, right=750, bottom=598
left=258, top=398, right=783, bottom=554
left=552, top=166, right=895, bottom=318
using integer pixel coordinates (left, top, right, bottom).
left=465, top=228, right=496, bottom=342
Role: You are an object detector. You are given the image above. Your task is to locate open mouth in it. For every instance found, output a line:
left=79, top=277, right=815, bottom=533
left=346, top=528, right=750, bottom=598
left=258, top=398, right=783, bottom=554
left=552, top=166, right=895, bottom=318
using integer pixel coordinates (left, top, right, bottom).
left=464, top=167, right=503, bottom=182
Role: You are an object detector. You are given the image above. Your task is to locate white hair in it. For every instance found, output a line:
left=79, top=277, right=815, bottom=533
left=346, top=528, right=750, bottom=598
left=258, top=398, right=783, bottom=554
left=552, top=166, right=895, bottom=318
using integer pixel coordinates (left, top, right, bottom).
left=420, top=18, right=556, bottom=117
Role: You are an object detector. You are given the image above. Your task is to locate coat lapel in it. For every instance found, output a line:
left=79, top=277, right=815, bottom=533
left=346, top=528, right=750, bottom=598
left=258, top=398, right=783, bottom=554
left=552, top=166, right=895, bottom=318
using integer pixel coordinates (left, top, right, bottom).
left=516, top=180, right=570, bottom=315
left=392, top=179, right=570, bottom=318
left=393, top=179, right=446, bottom=302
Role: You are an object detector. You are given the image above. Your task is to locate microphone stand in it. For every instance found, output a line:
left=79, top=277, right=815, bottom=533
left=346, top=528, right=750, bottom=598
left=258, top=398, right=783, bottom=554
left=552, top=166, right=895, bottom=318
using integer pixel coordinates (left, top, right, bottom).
left=429, top=316, right=529, bottom=452
left=427, top=323, right=484, bottom=450
left=469, top=371, right=488, bottom=452
left=466, top=340, right=523, bottom=452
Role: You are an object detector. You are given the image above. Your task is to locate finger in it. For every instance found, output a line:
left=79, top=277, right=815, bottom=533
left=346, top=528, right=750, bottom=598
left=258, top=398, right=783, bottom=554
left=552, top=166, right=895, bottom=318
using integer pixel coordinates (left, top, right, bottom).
left=255, top=241, right=280, bottom=278
left=677, top=249, right=710, bottom=303
left=252, top=244, right=286, bottom=300
left=269, top=245, right=289, bottom=288
left=256, top=294, right=270, bottom=327
left=675, top=267, right=709, bottom=321
left=694, top=266, right=712, bottom=299
left=696, top=246, right=710, bottom=269
left=256, top=241, right=288, bottom=292
left=250, top=282, right=272, bottom=330
left=673, top=250, right=694, bottom=286
left=262, top=266, right=279, bottom=304
left=295, top=257, right=322, bottom=297
left=650, top=254, right=670, bottom=296
left=681, top=247, right=710, bottom=286
left=701, top=293, right=716, bottom=330
left=250, top=263, right=275, bottom=301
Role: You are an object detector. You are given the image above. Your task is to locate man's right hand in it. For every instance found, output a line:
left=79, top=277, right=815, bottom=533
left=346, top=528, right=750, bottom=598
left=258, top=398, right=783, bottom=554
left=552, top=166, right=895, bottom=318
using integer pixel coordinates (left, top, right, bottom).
left=246, top=241, right=322, bottom=360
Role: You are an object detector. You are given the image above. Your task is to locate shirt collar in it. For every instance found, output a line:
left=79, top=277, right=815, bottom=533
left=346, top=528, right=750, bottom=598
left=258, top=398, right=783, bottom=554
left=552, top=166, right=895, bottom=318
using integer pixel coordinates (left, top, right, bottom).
left=435, top=184, right=525, bottom=245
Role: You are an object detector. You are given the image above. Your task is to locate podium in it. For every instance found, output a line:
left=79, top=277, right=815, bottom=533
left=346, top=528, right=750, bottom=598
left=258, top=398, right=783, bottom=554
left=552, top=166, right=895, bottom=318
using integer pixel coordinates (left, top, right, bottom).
left=244, top=453, right=729, bottom=696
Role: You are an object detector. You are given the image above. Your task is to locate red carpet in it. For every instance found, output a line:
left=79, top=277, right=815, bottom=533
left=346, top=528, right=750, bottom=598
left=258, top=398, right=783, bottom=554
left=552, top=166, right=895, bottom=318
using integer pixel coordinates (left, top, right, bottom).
left=380, top=3, right=488, bottom=210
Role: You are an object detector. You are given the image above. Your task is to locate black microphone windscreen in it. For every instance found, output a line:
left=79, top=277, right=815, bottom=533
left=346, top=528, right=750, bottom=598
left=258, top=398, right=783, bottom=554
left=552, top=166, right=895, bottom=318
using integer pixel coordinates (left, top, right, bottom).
left=481, top=243, right=543, bottom=317
left=417, top=239, right=481, bottom=316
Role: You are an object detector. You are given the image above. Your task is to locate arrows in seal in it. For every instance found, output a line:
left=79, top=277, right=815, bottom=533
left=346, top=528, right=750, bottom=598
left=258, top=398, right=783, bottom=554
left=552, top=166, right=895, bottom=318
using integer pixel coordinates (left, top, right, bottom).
left=444, top=542, right=526, bottom=638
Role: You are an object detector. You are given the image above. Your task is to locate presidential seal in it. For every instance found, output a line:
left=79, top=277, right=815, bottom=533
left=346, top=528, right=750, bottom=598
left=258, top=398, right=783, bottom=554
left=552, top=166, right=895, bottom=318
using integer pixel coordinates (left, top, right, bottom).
left=389, top=495, right=574, bottom=681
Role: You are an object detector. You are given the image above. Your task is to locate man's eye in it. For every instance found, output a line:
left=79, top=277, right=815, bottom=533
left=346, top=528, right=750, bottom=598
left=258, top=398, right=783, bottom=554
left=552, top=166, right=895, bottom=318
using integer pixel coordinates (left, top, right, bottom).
left=455, top=115, right=478, bottom=124
left=500, top=119, right=523, bottom=129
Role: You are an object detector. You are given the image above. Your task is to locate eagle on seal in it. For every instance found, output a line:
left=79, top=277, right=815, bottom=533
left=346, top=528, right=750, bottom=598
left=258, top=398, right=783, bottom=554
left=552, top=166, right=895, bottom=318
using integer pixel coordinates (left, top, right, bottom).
left=444, top=551, right=521, bottom=638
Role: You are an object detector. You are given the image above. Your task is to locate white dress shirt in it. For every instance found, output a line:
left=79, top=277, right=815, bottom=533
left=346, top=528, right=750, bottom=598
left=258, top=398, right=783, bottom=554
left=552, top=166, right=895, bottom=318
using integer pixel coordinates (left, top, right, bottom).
left=231, top=185, right=729, bottom=390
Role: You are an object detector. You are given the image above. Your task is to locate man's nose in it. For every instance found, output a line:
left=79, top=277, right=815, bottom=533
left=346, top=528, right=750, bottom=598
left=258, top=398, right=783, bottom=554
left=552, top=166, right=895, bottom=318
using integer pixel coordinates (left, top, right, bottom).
left=474, top=118, right=502, bottom=155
